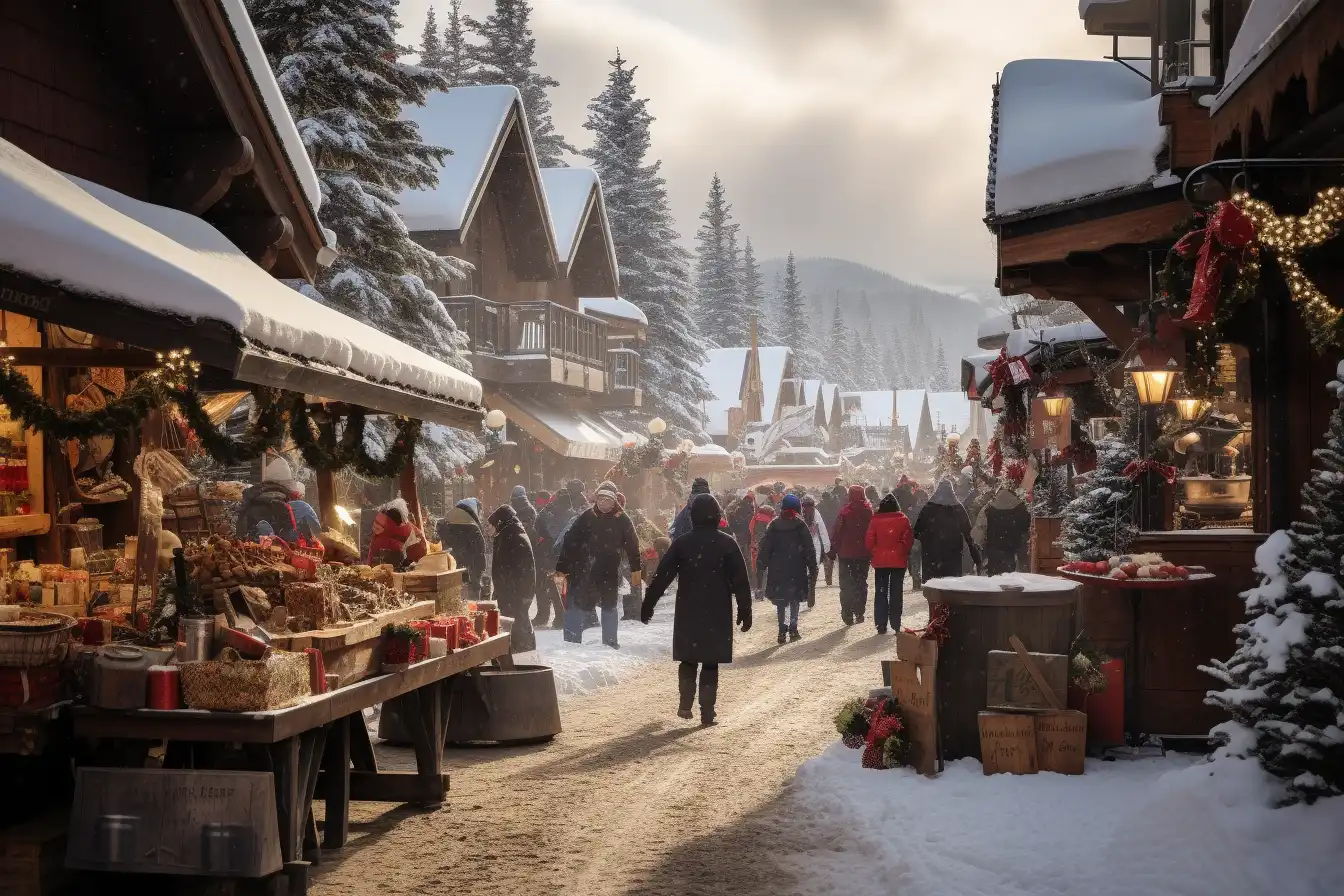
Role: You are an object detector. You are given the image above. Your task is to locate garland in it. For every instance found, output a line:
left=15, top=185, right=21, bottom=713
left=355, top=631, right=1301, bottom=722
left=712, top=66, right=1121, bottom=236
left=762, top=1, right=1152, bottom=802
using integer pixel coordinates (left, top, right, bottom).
left=1123, top=459, right=1177, bottom=484
left=290, top=400, right=421, bottom=478
left=604, top=440, right=666, bottom=483
left=902, top=602, right=951, bottom=645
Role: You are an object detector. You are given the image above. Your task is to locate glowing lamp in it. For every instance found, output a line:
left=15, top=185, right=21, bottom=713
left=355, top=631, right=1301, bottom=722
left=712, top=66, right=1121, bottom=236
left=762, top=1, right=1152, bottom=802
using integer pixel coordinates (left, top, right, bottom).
left=485, top=409, right=507, bottom=430
left=333, top=505, right=355, bottom=526
left=1172, top=397, right=1206, bottom=421
left=946, top=432, right=961, bottom=446
left=648, top=417, right=668, bottom=435
left=1126, top=354, right=1179, bottom=406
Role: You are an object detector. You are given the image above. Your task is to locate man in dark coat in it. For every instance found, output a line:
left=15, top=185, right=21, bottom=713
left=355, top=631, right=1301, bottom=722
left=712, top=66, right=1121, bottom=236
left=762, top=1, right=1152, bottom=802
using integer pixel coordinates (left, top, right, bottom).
left=488, top=504, right=535, bottom=653
left=913, top=478, right=983, bottom=580
left=828, top=485, right=875, bottom=625
left=510, top=485, right=538, bottom=541
left=669, top=477, right=712, bottom=541
left=532, top=489, right=579, bottom=627
left=817, top=489, right=841, bottom=586
left=728, top=493, right=756, bottom=560
left=973, top=485, right=1031, bottom=575
left=555, top=481, right=641, bottom=648
left=756, top=494, right=817, bottom=643
left=642, top=494, right=752, bottom=725
left=436, top=499, right=486, bottom=601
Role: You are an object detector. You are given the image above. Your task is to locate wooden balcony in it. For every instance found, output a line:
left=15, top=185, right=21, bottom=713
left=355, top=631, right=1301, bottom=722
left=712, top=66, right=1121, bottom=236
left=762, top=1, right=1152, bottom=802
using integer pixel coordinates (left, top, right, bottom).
left=595, top=347, right=642, bottom=408
left=444, top=297, right=608, bottom=393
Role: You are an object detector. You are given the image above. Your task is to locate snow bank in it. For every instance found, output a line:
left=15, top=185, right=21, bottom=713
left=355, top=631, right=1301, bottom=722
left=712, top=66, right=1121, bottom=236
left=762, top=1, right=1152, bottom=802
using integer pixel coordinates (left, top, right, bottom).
left=923, top=572, right=1079, bottom=592
left=784, top=749, right=1343, bottom=896
left=1214, top=0, right=1321, bottom=113
left=0, top=139, right=482, bottom=406
left=579, top=297, right=648, bottom=326
left=994, top=59, right=1167, bottom=216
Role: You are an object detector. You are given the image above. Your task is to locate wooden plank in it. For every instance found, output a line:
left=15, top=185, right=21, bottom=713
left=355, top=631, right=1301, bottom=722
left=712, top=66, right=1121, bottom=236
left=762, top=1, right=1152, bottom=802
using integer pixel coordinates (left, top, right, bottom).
left=1008, top=635, right=1063, bottom=709
left=2, top=347, right=160, bottom=368
left=1035, top=710, right=1087, bottom=775
left=268, top=601, right=437, bottom=652
left=321, top=716, right=350, bottom=849
left=1000, top=200, right=1191, bottom=267
left=884, top=660, right=940, bottom=777
left=314, top=770, right=452, bottom=804
left=978, top=712, right=1038, bottom=775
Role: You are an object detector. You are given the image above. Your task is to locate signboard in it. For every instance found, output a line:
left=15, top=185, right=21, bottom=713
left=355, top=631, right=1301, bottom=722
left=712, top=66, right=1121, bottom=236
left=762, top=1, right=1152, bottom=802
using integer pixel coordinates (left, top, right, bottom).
left=885, top=658, right=940, bottom=777
left=978, top=712, right=1038, bottom=775
left=1035, top=710, right=1086, bottom=775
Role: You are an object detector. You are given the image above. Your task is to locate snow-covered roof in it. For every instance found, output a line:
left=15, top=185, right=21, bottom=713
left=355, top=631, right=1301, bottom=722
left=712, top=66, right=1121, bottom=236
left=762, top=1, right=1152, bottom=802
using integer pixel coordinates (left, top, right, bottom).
left=578, top=297, right=647, bottom=326
left=801, top=379, right=821, bottom=407
left=962, top=351, right=1000, bottom=395
left=0, top=138, right=482, bottom=409
left=691, top=443, right=732, bottom=458
left=991, top=59, right=1168, bottom=217
left=701, top=347, right=750, bottom=437
left=397, top=86, right=556, bottom=257
left=492, top=392, right=631, bottom=460
left=926, top=392, right=974, bottom=440
left=538, top=168, right=617, bottom=276
left=759, top=347, right=792, bottom=422
left=840, top=391, right=897, bottom=427
left=895, top=390, right=927, bottom=431
left=1213, top=0, right=1321, bottom=114
left=219, top=0, right=322, bottom=215
left=1004, top=321, right=1108, bottom=358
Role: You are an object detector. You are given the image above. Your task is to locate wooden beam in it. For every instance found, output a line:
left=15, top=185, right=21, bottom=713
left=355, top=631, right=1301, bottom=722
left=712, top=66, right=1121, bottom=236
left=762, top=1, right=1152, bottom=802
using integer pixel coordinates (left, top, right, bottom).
left=1000, top=200, right=1191, bottom=267
left=1051, top=293, right=1138, bottom=351
left=215, top=214, right=294, bottom=271
left=155, top=133, right=255, bottom=215
left=4, top=347, right=160, bottom=369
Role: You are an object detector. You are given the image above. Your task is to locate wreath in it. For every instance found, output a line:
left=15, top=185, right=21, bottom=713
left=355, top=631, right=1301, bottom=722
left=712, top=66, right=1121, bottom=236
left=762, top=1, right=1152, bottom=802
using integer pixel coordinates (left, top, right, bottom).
left=834, top=695, right=911, bottom=769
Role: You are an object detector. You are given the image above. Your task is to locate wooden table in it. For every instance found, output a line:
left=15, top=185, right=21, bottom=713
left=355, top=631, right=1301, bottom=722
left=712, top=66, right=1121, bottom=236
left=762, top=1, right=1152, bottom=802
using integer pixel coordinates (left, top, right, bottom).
left=1056, top=570, right=1215, bottom=740
left=73, top=633, right=511, bottom=893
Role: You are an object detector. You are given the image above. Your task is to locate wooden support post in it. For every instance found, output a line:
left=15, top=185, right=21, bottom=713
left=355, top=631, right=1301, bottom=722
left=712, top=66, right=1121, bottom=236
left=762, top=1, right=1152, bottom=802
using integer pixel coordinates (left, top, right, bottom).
left=315, top=468, right=338, bottom=532
left=390, top=682, right=447, bottom=807
left=321, top=715, right=351, bottom=850
left=399, top=461, right=422, bottom=529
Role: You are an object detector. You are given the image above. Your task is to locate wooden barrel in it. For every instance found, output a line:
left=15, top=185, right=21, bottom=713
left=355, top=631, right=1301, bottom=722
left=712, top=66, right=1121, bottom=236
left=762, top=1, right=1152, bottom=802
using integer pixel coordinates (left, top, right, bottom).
left=924, top=581, right=1078, bottom=760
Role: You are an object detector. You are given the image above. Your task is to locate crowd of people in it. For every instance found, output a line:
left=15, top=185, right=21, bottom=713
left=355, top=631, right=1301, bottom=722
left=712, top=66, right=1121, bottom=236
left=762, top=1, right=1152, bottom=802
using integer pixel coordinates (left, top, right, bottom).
left=235, top=455, right=1032, bottom=727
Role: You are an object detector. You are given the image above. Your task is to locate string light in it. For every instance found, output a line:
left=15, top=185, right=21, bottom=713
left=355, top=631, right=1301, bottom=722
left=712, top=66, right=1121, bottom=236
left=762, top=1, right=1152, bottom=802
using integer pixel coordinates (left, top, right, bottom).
left=145, top=347, right=202, bottom=391
left=1235, top=189, right=1344, bottom=346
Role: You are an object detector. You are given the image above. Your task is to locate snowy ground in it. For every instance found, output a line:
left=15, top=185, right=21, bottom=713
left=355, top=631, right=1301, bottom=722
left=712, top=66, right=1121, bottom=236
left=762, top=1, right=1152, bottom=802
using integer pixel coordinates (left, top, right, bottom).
left=782, top=748, right=1343, bottom=896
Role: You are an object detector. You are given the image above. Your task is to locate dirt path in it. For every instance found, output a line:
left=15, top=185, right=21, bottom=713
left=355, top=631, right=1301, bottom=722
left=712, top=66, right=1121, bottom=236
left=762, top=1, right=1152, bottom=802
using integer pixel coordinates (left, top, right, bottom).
left=312, top=582, right=927, bottom=896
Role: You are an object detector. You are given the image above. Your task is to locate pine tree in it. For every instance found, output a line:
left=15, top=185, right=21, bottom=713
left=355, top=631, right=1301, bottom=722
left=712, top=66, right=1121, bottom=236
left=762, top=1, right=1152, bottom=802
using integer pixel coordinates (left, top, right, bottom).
left=248, top=0, right=469, bottom=371
left=693, top=174, right=744, bottom=345
left=1059, top=384, right=1139, bottom=560
left=583, top=51, right=710, bottom=437
left=776, top=253, right=823, bottom=379
left=881, top=342, right=899, bottom=391
left=932, top=340, right=951, bottom=391
left=740, top=237, right=774, bottom=346
left=825, top=300, right=852, bottom=388
left=441, top=0, right=472, bottom=87
left=420, top=6, right=445, bottom=71
left=1204, top=365, right=1344, bottom=803
left=468, top=0, right=574, bottom=166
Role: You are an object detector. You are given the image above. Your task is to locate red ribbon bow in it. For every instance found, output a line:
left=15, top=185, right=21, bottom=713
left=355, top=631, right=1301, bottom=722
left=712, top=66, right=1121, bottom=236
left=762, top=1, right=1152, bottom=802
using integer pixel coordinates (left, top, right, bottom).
left=1123, top=459, right=1178, bottom=484
left=984, top=349, right=1030, bottom=402
left=1175, top=200, right=1256, bottom=327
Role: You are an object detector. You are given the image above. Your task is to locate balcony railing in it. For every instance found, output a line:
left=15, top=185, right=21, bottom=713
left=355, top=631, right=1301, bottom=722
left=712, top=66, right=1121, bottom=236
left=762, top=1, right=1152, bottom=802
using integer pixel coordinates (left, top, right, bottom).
left=443, top=296, right=609, bottom=368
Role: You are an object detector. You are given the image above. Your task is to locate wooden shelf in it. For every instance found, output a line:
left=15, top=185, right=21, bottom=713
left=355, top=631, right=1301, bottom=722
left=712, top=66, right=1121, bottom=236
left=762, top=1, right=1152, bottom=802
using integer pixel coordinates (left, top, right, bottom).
left=0, top=513, right=50, bottom=540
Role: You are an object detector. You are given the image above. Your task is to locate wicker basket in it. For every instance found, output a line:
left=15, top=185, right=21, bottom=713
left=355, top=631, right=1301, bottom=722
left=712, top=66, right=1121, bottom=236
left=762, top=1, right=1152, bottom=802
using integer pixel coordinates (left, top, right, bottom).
left=0, top=613, right=78, bottom=668
left=179, top=647, right=311, bottom=712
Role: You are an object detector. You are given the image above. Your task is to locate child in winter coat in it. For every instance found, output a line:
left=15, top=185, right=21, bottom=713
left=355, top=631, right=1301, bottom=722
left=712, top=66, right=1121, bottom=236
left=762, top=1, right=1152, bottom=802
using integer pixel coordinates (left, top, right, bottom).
left=755, top=494, right=818, bottom=643
left=865, top=494, right=914, bottom=635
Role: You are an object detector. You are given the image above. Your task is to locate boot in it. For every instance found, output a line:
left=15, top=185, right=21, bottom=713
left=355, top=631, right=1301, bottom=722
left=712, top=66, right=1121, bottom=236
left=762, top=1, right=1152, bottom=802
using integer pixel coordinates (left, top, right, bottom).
left=677, top=664, right=696, bottom=720
left=778, top=628, right=787, bottom=645
left=788, top=628, right=801, bottom=642
left=699, top=683, right=718, bottom=726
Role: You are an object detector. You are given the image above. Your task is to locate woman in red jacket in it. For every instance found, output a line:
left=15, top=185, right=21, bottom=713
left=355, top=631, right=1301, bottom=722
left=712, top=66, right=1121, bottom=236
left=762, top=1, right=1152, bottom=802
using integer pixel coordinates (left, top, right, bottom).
left=864, top=493, right=914, bottom=635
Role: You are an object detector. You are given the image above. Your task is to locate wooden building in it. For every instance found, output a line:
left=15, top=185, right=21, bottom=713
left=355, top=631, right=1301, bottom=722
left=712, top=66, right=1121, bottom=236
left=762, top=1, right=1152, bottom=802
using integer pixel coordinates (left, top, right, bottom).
left=985, top=0, right=1344, bottom=737
left=399, top=86, right=643, bottom=500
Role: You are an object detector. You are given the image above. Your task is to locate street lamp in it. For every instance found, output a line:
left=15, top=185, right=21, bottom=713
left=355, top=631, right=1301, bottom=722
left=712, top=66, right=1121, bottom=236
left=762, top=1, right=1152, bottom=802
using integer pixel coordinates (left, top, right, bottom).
left=1172, top=396, right=1206, bottom=422
left=1041, top=383, right=1071, bottom=418
left=648, top=417, right=667, bottom=435
left=485, top=408, right=506, bottom=430
left=1126, top=354, right=1179, bottom=406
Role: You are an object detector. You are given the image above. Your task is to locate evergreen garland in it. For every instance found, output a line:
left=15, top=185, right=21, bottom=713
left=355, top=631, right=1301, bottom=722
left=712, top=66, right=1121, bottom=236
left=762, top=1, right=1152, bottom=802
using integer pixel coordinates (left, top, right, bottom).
left=288, top=398, right=421, bottom=478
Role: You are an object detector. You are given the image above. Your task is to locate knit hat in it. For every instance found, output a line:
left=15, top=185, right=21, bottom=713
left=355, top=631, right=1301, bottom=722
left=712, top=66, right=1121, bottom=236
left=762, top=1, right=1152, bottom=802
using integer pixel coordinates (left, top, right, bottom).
left=511, top=485, right=528, bottom=499
left=595, top=480, right=620, bottom=502
left=781, top=494, right=802, bottom=513
left=690, top=477, right=711, bottom=495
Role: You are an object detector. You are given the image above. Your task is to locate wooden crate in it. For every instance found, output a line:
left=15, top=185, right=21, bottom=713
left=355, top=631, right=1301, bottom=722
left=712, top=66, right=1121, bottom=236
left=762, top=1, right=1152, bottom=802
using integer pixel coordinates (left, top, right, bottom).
left=978, top=711, right=1038, bottom=775
left=402, top=568, right=465, bottom=615
left=1035, top=710, right=1086, bottom=775
left=266, top=601, right=436, bottom=687
left=986, top=650, right=1069, bottom=711
left=0, top=812, right=69, bottom=896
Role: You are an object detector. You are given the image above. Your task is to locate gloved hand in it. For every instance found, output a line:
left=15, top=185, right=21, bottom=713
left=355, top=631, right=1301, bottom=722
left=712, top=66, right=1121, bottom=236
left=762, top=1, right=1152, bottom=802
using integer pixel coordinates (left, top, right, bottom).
left=640, top=599, right=654, bottom=624
left=737, top=606, right=752, bottom=633
left=631, top=570, right=642, bottom=587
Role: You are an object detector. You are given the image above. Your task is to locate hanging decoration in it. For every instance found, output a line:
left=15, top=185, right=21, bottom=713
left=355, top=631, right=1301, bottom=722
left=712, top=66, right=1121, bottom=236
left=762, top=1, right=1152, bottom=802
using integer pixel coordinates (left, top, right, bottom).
left=604, top=440, right=666, bottom=483
left=289, top=400, right=421, bottom=479
left=987, top=436, right=1003, bottom=478
left=1172, top=201, right=1260, bottom=326
left=1122, top=459, right=1177, bottom=484
left=902, top=602, right=951, bottom=646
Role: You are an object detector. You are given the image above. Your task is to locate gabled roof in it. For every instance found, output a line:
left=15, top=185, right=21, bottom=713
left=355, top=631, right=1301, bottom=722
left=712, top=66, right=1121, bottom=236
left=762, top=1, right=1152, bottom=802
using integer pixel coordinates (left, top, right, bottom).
left=397, top=86, right=558, bottom=274
left=578, top=297, right=647, bottom=326
left=541, top=167, right=620, bottom=296
left=1213, top=0, right=1323, bottom=113
left=759, top=347, right=793, bottom=423
left=840, top=391, right=897, bottom=427
left=701, top=347, right=751, bottom=437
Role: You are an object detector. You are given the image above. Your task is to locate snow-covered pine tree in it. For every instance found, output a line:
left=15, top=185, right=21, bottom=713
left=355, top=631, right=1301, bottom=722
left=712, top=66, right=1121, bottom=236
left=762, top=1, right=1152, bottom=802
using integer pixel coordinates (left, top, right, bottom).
left=442, top=0, right=472, bottom=87
left=693, top=174, right=745, bottom=345
left=890, top=325, right=911, bottom=389
left=248, top=0, right=469, bottom=370
left=583, top=51, right=709, bottom=437
left=468, top=0, right=574, bottom=167
left=776, top=253, right=824, bottom=378
left=1203, top=364, right=1344, bottom=803
left=420, top=6, right=445, bottom=71
left=740, top=237, right=775, bottom=346
left=881, top=342, right=899, bottom=391
left=1058, top=383, right=1139, bottom=561
left=825, top=300, right=852, bottom=388
left=932, top=340, right=951, bottom=391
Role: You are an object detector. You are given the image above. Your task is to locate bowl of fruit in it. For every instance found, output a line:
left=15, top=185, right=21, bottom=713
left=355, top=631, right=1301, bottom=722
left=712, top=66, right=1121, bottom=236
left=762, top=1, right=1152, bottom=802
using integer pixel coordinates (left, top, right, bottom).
left=1059, top=553, right=1203, bottom=584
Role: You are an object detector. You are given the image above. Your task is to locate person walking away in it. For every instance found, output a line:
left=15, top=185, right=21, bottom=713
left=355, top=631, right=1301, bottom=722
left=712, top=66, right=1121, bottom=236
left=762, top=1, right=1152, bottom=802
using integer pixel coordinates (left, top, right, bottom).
left=800, top=495, right=830, bottom=607
left=973, top=484, right=1031, bottom=574
left=436, top=499, right=487, bottom=602
left=555, top=481, right=641, bottom=648
left=817, top=489, right=841, bottom=586
left=756, top=494, right=817, bottom=643
left=829, top=485, right=875, bottom=625
left=728, top=494, right=756, bottom=565
left=625, top=506, right=666, bottom=620
left=865, top=494, right=914, bottom=635
left=907, top=484, right=929, bottom=590
left=914, top=478, right=982, bottom=580
left=641, top=494, right=752, bottom=725
left=669, top=478, right=712, bottom=540
left=487, top=504, right=536, bottom=652
left=511, top=485, right=538, bottom=542
left=748, top=502, right=776, bottom=600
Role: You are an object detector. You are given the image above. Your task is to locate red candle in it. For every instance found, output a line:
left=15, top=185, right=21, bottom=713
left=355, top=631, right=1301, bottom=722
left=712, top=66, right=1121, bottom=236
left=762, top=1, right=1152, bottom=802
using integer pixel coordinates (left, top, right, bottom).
left=146, top=666, right=180, bottom=710
left=485, top=609, right=500, bottom=637
left=444, top=618, right=459, bottom=650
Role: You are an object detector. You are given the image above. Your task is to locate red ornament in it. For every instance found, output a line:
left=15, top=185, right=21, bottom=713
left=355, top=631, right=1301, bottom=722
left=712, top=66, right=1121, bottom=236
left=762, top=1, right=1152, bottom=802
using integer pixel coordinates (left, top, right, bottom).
left=1175, top=200, right=1256, bottom=326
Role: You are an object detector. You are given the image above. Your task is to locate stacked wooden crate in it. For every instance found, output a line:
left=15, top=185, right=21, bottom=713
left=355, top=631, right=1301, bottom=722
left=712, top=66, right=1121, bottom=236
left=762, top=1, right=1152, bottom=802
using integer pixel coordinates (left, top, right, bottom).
left=401, top=568, right=465, bottom=615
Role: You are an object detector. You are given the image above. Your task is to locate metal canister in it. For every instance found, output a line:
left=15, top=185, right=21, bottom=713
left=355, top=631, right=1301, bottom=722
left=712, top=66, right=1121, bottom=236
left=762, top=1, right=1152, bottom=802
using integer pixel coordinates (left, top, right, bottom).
left=96, top=815, right=139, bottom=864
left=201, top=823, right=253, bottom=873
left=179, top=617, right=213, bottom=662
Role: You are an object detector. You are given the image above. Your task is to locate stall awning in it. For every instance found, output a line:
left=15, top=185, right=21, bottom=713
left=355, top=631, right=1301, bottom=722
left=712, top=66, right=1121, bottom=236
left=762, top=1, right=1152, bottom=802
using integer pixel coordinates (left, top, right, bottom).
left=0, top=138, right=483, bottom=427
left=488, top=390, right=633, bottom=462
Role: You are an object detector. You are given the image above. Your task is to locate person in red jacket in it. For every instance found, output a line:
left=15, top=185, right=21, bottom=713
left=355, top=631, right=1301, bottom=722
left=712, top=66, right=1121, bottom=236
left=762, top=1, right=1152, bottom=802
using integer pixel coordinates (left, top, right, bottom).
left=865, top=493, right=914, bottom=634
left=828, top=485, right=874, bottom=625
left=748, top=503, right=776, bottom=600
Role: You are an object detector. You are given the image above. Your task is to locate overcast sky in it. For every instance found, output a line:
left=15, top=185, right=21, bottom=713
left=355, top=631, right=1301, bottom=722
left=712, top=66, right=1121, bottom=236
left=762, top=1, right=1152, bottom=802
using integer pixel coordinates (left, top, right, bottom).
left=397, top=1, right=1111, bottom=296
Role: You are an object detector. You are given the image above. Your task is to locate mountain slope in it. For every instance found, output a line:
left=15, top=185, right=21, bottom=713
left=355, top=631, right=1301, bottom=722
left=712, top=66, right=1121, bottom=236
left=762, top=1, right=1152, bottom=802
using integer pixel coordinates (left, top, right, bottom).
left=760, top=256, right=989, bottom=368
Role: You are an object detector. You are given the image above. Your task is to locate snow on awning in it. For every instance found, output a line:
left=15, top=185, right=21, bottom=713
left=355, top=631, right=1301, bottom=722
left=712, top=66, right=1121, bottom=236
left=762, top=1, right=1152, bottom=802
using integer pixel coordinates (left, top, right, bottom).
left=991, top=59, right=1169, bottom=218
left=1004, top=321, right=1108, bottom=359
left=0, top=138, right=483, bottom=419
left=578, top=297, right=647, bottom=326
left=487, top=390, right=629, bottom=461
left=1212, top=0, right=1322, bottom=114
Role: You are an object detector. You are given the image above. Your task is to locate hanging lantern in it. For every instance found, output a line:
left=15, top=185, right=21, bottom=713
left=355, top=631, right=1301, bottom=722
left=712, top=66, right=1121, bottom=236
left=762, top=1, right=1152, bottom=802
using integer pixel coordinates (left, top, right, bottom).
left=1041, top=382, right=1071, bottom=418
left=648, top=417, right=668, bottom=435
left=1126, top=354, right=1179, bottom=406
left=1172, top=397, right=1206, bottom=421
left=485, top=409, right=507, bottom=430
left=512, top=464, right=521, bottom=475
